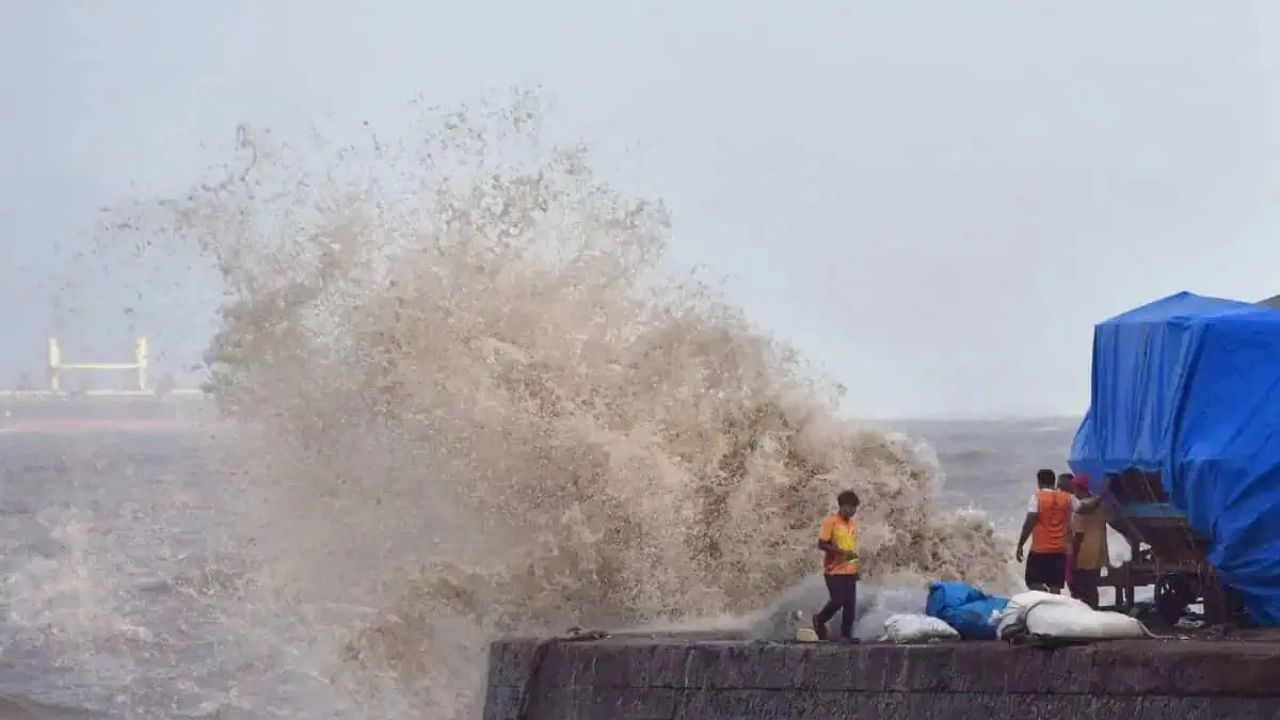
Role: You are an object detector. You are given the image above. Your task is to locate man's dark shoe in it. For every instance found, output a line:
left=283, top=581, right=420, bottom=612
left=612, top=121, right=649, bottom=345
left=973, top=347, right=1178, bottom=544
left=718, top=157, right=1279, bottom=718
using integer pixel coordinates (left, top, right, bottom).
left=838, top=635, right=861, bottom=645
left=811, top=617, right=829, bottom=641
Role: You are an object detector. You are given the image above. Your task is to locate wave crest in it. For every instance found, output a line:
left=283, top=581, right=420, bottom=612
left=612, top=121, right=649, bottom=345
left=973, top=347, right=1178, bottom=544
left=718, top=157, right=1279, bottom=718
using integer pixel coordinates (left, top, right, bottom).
left=117, top=95, right=1007, bottom=718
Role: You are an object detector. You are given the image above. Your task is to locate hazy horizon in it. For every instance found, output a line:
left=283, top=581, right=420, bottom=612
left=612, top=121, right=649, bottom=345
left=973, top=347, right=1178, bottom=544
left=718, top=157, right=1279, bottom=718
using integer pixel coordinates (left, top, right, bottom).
left=4, top=1, right=1278, bottom=418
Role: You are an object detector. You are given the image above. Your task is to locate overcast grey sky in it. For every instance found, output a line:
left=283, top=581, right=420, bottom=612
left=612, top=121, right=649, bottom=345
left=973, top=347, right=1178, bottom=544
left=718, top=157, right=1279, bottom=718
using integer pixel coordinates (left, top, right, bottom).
left=2, top=1, right=1277, bottom=418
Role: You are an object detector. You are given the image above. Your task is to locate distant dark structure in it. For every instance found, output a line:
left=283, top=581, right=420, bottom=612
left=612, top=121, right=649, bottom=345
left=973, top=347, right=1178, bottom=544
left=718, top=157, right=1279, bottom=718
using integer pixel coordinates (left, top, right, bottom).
left=1261, top=294, right=1280, bottom=309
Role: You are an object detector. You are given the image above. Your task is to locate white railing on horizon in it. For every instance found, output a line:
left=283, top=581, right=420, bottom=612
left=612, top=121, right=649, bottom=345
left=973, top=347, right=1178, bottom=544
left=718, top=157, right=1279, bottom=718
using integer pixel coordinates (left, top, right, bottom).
left=1, top=337, right=205, bottom=398
left=48, top=336, right=149, bottom=392
left=0, top=388, right=206, bottom=399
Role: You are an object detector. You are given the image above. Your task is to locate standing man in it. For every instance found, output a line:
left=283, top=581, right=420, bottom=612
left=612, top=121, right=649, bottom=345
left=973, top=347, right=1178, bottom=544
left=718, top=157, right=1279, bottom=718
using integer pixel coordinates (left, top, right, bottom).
left=814, top=490, right=861, bottom=643
left=1069, top=475, right=1108, bottom=608
left=1016, top=469, right=1100, bottom=593
left=1058, top=472, right=1078, bottom=588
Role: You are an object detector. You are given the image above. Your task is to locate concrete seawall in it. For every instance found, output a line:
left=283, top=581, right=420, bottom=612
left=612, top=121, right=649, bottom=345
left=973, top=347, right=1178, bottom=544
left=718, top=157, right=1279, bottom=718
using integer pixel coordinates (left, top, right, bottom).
left=484, top=636, right=1280, bottom=720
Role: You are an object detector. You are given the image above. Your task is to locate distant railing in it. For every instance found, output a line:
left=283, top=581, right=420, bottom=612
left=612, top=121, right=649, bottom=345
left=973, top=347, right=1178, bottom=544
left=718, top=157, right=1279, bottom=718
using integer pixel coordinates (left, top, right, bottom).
left=48, top=336, right=149, bottom=392
left=0, top=337, right=206, bottom=399
left=0, top=389, right=205, bottom=400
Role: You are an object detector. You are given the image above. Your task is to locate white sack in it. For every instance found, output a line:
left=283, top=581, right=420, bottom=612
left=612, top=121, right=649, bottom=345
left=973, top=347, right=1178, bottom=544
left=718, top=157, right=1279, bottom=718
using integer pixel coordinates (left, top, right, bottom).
left=996, top=591, right=1145, bottom=641
left=883, top=613, right=961, bottom=643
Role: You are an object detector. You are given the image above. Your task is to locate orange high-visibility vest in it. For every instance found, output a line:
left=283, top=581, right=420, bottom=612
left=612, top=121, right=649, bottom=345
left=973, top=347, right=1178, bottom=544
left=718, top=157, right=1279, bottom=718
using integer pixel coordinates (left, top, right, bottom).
left=1031, top=489, right=1073, bottom=553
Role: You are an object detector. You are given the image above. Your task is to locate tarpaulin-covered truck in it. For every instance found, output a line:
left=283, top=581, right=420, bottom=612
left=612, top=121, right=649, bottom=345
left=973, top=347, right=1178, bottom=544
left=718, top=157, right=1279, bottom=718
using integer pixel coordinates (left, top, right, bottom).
left=1069, top=292, right=1280, bottom=626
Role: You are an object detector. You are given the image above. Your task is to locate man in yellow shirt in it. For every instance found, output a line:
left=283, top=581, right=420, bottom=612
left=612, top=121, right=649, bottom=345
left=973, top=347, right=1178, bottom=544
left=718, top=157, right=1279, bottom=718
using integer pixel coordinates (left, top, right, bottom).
left=813, top=490, right=861, bottom=643
left=1068, top=474, right=1109, bottom=608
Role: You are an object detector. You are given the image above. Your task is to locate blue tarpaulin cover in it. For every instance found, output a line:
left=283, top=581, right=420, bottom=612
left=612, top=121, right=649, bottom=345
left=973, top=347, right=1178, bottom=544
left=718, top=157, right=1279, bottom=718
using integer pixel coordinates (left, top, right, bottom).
left=1069, top=292, right=1280, bottom=624
left=925, top=582, right=1009, bottom=639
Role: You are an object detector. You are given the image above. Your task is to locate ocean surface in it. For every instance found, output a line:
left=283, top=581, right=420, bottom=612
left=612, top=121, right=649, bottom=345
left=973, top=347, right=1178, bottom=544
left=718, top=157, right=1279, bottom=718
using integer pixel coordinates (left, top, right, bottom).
left=0, top=417, right=1078, bottom=719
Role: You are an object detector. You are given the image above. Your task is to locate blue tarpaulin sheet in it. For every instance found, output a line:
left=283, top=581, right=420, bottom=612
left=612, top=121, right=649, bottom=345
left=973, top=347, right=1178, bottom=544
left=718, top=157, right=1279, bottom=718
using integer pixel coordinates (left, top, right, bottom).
left=925, top=582, right=1008, bottom=639
left=1069, top=292, right=1280, bottom=624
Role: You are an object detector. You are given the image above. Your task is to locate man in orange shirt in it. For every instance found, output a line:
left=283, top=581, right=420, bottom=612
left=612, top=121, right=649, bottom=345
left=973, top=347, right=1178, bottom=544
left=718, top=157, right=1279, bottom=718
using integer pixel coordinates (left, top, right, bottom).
left=1016, top=469, right=1100, bottom=593
left=813, top=490, right=861, bottom=642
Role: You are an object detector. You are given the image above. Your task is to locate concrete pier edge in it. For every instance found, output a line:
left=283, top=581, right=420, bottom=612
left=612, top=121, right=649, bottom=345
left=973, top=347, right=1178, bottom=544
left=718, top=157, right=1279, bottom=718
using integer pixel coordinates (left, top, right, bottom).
left=484, top=636, right=1280, bottom=720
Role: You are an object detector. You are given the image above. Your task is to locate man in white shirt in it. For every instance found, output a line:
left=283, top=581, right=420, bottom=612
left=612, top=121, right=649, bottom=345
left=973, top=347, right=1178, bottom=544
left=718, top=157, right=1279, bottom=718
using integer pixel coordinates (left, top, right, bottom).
left=1016, top=469, right=1100, bottom=593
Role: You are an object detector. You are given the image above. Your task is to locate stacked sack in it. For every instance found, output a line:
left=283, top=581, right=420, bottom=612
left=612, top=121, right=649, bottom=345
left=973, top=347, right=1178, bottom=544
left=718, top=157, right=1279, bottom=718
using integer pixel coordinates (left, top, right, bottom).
left=875, top=584, right=1148, bottom=644
left=876, top=582, right=1007, bottom=644
left=995, top=591, right=1147, bottom=641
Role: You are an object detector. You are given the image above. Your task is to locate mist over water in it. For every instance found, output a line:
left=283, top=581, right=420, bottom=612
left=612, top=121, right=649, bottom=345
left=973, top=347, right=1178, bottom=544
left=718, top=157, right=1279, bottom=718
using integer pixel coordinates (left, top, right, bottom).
left=67, top=97, right=1013, bottom=718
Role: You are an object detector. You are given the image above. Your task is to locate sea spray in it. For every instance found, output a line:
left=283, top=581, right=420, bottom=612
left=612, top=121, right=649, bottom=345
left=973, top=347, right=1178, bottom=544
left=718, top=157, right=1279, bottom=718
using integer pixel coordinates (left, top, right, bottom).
left=107, top=94, right=1010, bottom=719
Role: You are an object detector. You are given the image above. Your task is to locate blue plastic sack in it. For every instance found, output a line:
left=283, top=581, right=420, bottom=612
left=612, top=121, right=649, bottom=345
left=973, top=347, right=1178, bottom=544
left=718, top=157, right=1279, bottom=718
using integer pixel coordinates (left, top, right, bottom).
left=925, top=582, right=982, bottom=617
left=926, top=582, right=1009, bottom=640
